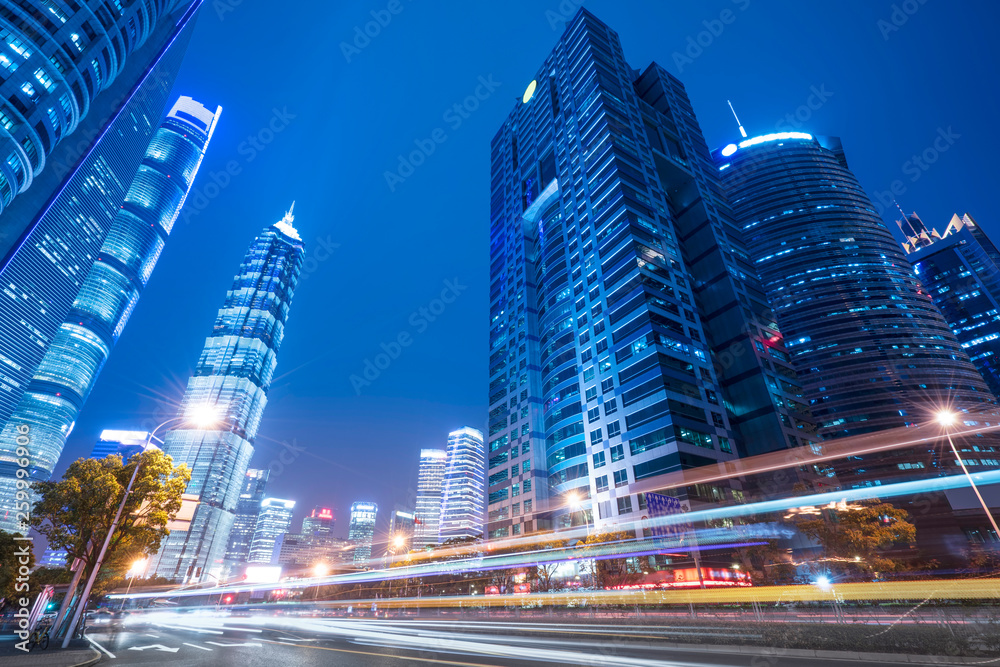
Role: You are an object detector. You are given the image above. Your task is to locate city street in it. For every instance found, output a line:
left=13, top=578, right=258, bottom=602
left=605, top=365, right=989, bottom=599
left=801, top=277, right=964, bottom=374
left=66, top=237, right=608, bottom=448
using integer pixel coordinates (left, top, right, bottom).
left=78, top=616, right=953, bottom=666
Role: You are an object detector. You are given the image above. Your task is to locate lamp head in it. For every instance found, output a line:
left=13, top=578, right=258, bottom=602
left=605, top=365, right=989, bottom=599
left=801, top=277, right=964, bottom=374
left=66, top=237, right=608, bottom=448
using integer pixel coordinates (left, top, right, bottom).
left=188, top=404, right=221, bottom=428
left=935, top=410, right=958, bottom=428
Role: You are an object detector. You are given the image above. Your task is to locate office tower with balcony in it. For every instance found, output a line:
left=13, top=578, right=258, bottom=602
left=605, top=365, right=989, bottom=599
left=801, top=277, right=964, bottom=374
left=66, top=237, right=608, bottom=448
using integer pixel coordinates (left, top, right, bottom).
left=151, top=210, right=304, bottom=582
left=0, top=0, right=203, bottom=434
left=247, top=497, right=295, bottom=564
left=899, top=212, right=1000, bottom=399
left=223, top=467, right=269, bottom=572
left=0, top=96, right=217, bottom=531
left=438, top=427, right=485, bottom=542
left=486, top=9, right=812, bottom=539
left=412, top=448, right=447, bottom=549
left=717, top=134, right=997, bottom=440
left=347, top=501, right=377, bottom=566
left=301, top=506, right=335, bottom=535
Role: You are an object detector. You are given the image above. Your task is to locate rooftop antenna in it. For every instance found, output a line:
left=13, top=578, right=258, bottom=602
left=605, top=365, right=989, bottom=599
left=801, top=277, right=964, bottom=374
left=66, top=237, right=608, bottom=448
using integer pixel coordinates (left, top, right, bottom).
left=727, top=100, right=747, bottom=138
left=893, top=200, right=918, bottom=236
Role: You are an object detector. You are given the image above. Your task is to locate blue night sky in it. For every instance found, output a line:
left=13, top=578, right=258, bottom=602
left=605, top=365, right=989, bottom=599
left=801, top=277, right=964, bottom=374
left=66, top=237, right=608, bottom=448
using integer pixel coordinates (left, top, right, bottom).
left=55, top=0, right=1000, bottom=536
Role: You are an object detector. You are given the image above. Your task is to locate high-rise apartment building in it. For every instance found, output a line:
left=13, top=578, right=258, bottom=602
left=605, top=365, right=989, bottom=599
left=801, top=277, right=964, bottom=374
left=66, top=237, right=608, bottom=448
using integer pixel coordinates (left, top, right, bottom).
left=223, top=468, right=269, bottom=571
left=89, top=430, right=161, bottom=461
left=0, top=97, right=217, bottom=531
left=412, top=449, right=447, bottom=549
left=151, top=210, right=304, bottom=582
left=247, top=497, right=295, bottom=564
left=0, top=0, right=203, bottom=432
left=899, top=212, right=1000, bottom=399
left=717, top=134, right=997, bottom=440
left=438, top=427, right=485, bottom=542
left=347, top=501, right=377, bottom=566
left=301, top=506, right=334, bottom=535
left=486, top=10, right=812, bottom=539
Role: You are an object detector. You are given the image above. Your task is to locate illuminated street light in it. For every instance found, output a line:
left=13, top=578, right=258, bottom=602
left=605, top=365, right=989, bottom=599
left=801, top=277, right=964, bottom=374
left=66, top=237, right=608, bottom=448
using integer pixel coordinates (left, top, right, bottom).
left=312, top=562, right=330, bottom=578
left=815, top=575, right=831, bottom=591
left=935, top=410, right=1000, bottom=540
left=392, top=535, right=407, bottom=550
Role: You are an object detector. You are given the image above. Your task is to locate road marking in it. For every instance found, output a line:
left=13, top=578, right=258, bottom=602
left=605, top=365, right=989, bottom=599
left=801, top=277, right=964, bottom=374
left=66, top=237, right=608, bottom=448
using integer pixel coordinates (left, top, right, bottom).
left=261, top=639, right=504, bottom=666
left=183, top=642, right=213, bottom=651
left=128, top=643, right=179, bottom=652
left=87, top=635, right=116, bottom=659
left=145, top=633, right=159, bottom=638
left=205, top=641, right=263, bottom=647
left=222, top=626, right=263, bottom=633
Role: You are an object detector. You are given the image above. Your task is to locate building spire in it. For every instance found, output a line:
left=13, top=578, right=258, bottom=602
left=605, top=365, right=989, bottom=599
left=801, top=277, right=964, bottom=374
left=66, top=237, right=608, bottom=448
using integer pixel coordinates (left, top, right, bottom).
left=274, top=200, right=301, bottom=241
left=727, top=100, right=747, bottom=138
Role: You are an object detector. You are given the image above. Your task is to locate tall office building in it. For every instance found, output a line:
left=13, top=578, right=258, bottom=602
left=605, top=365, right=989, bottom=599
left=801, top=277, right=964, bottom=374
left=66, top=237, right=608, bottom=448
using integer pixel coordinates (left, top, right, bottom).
left=486, top=10, right=812, bottom=539
left=438, top=427, right=485, bottom=542
left=717, top=134, right=997, bottom=439
left=301, top=506, right=334, bottom=535
left=412, top=449, right=447, bottom=549
left=0, top=0, right=203, bottom=439
left=389, top=509, right=415, bottom=547
left=899, top=212, right=1000, bottom=399
left=223, top=467, right=269, bottom=571
left=0, top=97, right=217, bottom=531
left=347, top=501, right=377, bottom=566
left=89, top=429, right=161, bottom=461
left=247, top=497, right=295, bottom=564
left=152, top=210, right=305, bottom=582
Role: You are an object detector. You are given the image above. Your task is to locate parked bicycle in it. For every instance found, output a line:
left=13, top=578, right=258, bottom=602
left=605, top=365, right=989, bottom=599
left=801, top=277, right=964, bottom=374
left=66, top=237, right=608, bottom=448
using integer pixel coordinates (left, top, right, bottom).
left=28, top=621, right=51, bottom=651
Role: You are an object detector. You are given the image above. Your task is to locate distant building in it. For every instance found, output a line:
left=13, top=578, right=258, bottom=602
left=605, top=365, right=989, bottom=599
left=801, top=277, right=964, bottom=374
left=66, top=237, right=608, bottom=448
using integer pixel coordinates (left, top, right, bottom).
left=347, top=501, right=378, bottom=566
left=413, top=449, right=447, bottom=550
left=38, top=548, right=68, bottom=569
left=89, top=430, right=162, bottom=462
left=223, top=468, right=269, bottom=572
left=438, top=427, right=485, bottom=542
left=389, top=510, right=415, bottom=551
left=276, top=533, right=352, bottom=571
left=247, top=498, right=295, bottom=564
left=301, top=507, right=335, bottom=535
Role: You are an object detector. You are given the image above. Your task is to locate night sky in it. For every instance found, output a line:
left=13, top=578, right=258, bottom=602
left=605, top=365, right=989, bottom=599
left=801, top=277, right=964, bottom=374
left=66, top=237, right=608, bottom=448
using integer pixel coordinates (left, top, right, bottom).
left=54, top=0, right=1000, bottom=538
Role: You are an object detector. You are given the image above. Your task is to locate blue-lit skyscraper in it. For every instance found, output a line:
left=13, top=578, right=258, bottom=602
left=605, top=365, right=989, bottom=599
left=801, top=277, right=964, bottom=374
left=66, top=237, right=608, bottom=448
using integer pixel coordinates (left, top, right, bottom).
left=0, top=96, right=217, bottom=532
left=223, top=467, right=269, bottom=572
left=348, top=501, right=378, bottom=566
left=899, top=213, right=1000, bottom=400
left=89, top=429, right=163, bottom=461
left=438, top=427, right=485, bottom=542
left=152, top=211, right=304, bottom=582
left=247, top=497, right=295, bottom=564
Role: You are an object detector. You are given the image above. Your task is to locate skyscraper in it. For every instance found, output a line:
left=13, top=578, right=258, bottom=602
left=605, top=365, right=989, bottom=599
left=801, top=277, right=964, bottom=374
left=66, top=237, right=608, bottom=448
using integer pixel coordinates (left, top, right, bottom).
left=717, top=134, right=997, bottom=439
left=247, top=497, right=295, bottom=564
left=301, top=506, right=334, bottom=535
left=412, top=449, right=447, bottom=550
left=0, top=96, right=218, bottom=531
left=347, top=501, right=377, bottom=566
left=151, top=210, right=304, bottom=582
left=223, top=468, right=269, bottom=572
left=89, top=430, right=162, bottom=462
left=0, top=0, right=203, bottom=431
left=389, top=509, right=415, bottom=548
left=438, top=427, right=485, bottom=542
left=486, top=10, right=812, bottom=539
left=899, top=212, right=1000, bottom=399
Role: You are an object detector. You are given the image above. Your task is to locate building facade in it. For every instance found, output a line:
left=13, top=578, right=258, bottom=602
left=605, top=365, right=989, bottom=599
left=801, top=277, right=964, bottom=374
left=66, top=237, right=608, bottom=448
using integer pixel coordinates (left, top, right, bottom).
left=276, top=532, right=351, bottom=572
left=89, top=429, right=161, bottom=461
left=412, top=449, right=446, bottom=549
left=347, top=501, right=377, bottom=566
left=247, top=497, right=295, bottom=564
left=151, top=211, right=304, bottom=582
left=900, top=212, right=1000, bottom=399
left=485, top=9, right=813, bottom=540
left=301, top=506, right=334, bottom=535
left=438, top=427, right=485, bottom=542
left=717, top=134, right=997, bottom=440
left=223, top=467, right=269, bottom=572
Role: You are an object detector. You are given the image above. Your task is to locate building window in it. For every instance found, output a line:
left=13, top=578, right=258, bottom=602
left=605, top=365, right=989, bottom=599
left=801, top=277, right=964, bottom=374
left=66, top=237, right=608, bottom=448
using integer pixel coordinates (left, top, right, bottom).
left=512, top=502, right=520, bottom=516
left=614, top=469, right=628, bottom=488
left=607, top=420, right=621, bottom=438
left=522, top=460, right=530, bottom=473
left=617, top=496, right=633, bottom=514
left=523, top=479, right=531, bottom=492
left=610, top=444, right=624, bottom=462
left=512, top=483, right=520, bottom=497
left=524, top=499, right=533, bottom=513
left=596, top=338, right=608, bottom=354
left=593, top=451, right=606, bottom=468
left=604, top=398, right=618, bottom=415
left=512, top=524, right=521, bottom=535
left=590, top=428, right=603, bottom=445
left=601, top=378, right=614, bottom=393
left=587, top=406, right=600, bottom=423
left=586, top=386, right=598, bottom=401
left=596, top=475, right=609, bottom=492
left=583, top=367, right=595, bottom=381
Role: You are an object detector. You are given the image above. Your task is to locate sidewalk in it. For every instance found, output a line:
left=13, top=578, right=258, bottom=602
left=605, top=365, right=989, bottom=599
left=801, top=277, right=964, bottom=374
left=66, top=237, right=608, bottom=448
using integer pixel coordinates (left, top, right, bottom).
left=0, top=636, right=100, bottom=667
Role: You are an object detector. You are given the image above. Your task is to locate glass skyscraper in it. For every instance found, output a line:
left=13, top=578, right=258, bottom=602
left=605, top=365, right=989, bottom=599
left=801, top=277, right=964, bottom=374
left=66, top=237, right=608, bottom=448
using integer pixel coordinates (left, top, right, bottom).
left=151, top=211, right=304, bottom=582
left=347, top=501, right=377, bottom=566
left=89, top=429, right=161, bottom=461
left=223, top=467, right=269, bottom=572
left=0, top=95, right=217, bottom=532
left=717, top=134, right=997, bottom=439
left=412, top=448, right=446, bottom=550
left=438, top=427, right=485, bottom=542
left=247, top=497, right=295, bottom=564
left=486, top=10, right=813, bottom=539
left=301, top=506, right=334, bottom=535
left=899, top=212, right=1000, bottom=399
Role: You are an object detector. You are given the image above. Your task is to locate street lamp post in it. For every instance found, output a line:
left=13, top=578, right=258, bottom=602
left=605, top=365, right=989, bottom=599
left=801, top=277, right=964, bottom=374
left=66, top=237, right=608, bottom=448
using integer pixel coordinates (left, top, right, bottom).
left=936, top=410, right=1000, bottom=539
left=120, top=558, right=148, bottom=610
left=61, top=409, right=218, bottom=647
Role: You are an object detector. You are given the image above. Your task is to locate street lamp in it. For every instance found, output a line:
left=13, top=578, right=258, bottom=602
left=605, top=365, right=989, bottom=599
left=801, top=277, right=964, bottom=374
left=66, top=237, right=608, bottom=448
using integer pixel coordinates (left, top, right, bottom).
left=936, top=409, right=1000, bottom=539
left=120, top=558, right=148, bottom=610
left=62, top=408, right=220, bottom=647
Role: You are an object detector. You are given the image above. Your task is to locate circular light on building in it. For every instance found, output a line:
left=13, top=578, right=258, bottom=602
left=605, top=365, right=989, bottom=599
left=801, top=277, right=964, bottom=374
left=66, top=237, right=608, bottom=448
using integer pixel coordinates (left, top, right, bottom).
left=721, top=143, right=738, bottom=157
left=522, top=79, right=537, bottom=104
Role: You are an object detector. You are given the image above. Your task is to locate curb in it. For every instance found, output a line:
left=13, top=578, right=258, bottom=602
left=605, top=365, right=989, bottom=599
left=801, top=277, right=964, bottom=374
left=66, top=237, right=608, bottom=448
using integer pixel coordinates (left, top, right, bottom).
left=656, top=641, right=995, bottom=665
left=70, top=648, right=102, bottom=667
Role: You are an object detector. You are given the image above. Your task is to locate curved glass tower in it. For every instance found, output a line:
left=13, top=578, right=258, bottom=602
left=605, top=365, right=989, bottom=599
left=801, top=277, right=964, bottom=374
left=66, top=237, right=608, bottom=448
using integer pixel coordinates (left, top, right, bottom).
left=717, top=133, right=997, bottom=439
left=0, top=96, right=218, bottom=533
left=438, top=427, right=485, bottom=542
left=152, top=211, right=304, bottom=582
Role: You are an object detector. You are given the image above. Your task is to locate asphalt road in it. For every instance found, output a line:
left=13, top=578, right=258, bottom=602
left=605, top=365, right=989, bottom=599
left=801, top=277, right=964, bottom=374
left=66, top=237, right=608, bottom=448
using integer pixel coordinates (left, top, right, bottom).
left=77, top=614, right=967, bottom=666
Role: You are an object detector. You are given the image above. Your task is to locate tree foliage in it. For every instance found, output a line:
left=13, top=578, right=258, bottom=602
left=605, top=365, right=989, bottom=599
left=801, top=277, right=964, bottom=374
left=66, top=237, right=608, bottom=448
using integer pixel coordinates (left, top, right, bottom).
left=582, top=531, right=642, bottom=589
left=0, top=529, right=34, bottom=607
left=31, top=451, right=190, bottom=593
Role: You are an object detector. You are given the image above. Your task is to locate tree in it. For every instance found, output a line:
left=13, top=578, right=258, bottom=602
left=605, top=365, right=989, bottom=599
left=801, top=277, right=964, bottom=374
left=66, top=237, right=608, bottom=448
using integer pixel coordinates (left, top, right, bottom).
left=730, top=542, right=796, bottom=585
left=793, top=501, right=916, bottom=577
left=582, top=531, right=642, bottom=589
left=0, top=529, right=34, bottom=609
left=31, top=451, right=190, bottom=596
left=531, top=538, right=569, bottom=592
